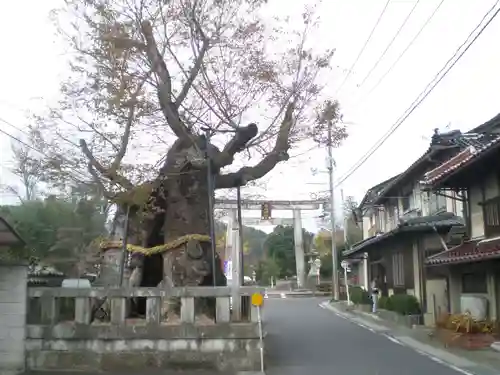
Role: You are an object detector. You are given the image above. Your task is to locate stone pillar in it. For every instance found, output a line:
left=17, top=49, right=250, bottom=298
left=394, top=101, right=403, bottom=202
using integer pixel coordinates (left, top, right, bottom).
left=293, top=209, right=305, bottom=289
left=362, top=252, right=369, bottom=291
left=229, top=209, right=241, bottom=320
left=0, top=263, right=28, bottom=375
left=224, top=212, right=234, bottom=262
left=98, top=246, right=122, bottom=286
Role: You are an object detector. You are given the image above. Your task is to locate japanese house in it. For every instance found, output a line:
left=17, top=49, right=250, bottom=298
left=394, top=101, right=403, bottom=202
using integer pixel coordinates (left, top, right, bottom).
left=343, top=127, right=494, bottom=315
left=422, top=113, right=500, bottom=324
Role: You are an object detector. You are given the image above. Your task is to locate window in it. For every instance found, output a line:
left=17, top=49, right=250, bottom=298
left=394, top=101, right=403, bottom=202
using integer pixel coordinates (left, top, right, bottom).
left=402, top=195, right=410, bottom=212
left=461, top=273, right=487, bottom=293
left=428, top=192, right=447, bottom=214
left=483, top=197, right=500, bottom=237
left=392, top=252, right=405, bottom=286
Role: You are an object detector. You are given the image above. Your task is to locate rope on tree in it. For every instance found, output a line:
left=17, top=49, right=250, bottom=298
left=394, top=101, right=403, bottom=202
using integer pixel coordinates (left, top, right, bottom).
left=99, top=234, right=212, bottom=256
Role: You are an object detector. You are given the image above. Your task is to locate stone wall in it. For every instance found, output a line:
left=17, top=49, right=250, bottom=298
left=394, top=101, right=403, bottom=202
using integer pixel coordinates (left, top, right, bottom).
left=26, top=324, right=261, bottom=372
left=26, top=285, right=264, bottom=372
left=0, top=264, right=28, bottom=375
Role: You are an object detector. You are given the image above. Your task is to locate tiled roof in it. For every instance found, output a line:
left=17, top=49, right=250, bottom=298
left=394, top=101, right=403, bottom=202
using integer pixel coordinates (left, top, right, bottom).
left=369, top=130, right=481, bottom=206
left=359, top=174, right=401, bottom=209
left=29, top=265, right=64, bottom=277
left=426, top=237, right=500, bottom=265
left=423, top=133, right=500, bottom=185
left=344, top=212, right=464, bottom=257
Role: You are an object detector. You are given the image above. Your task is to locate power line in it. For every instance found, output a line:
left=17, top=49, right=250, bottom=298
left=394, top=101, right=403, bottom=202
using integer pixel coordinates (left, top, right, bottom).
left=354, top=0, right=446, bottom=108
left=335, top=0, right=392, bottom=95
left=0, top=117, right=31, bottom=138
left=357, top=0, right=421, bottom=88
left=335, top=1, right=500, bottom=187
left=0, top=118, right=91, bottom=183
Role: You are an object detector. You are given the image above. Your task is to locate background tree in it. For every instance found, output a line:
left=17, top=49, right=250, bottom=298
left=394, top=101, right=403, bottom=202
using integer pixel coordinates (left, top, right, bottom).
left=342, top=196, right=362, bottom=248
left=0, top=197, right=107, bottom=270
left=255, top=257, right=280, bottom=286
left=264, top=225, right=313, bottom=278
left=0, top=142, right=42, bottom=202
left=214, top=220, right=267, bottom=271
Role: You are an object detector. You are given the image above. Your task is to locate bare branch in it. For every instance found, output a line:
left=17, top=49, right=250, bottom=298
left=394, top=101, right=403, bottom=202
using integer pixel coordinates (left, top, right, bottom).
left=79, top=139, right=134, bottom=190
left=140, top=20, right=191, bottom=141
left=175, top=17, right=210, bottom=107
left=212, top=123, right=258, bottom=169
left=215, top=103, right=294, bottom=189
left=87, top=162, right=113, bottom=200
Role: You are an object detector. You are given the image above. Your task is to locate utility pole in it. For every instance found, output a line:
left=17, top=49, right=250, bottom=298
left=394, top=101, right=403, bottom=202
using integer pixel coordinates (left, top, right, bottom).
left=327, top=121, right=340, bottom=300
left=341, top=189, right=348, bottom=247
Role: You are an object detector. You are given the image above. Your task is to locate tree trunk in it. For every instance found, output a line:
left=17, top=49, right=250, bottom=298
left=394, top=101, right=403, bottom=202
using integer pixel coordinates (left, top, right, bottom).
left=137, top=138, right=227, bottom=319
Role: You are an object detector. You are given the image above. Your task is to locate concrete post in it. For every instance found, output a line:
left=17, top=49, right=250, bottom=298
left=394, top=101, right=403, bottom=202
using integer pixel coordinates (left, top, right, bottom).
left=224, top=212, right=233, bottom=262
left=229, top=209, right=241, bottom=320
left=0, top=263, right=28, bottom=375
left=293, top=209, right=305, bottom=289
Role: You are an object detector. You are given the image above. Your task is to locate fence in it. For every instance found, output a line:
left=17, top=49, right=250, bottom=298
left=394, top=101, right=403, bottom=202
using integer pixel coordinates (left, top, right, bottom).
left=26, top=286, right=264, bottom=372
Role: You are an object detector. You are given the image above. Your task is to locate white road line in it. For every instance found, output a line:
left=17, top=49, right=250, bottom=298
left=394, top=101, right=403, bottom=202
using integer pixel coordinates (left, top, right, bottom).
left=318, top=303, right=477, bottom=375
left=384, top=334, right=402, bottom=345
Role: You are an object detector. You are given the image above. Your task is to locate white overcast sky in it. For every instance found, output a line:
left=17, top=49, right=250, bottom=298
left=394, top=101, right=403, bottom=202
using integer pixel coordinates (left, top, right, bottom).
left=1, top=0, right=500, bottom=233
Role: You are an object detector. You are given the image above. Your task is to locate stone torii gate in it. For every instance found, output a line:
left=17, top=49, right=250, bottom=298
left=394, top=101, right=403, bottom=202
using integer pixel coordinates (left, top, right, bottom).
left=215, top=199, right=322, bottom=292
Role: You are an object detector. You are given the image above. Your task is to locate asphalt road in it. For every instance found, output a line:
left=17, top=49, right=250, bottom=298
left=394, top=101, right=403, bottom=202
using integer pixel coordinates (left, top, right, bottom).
left=264, top=297, right=467, bottom=375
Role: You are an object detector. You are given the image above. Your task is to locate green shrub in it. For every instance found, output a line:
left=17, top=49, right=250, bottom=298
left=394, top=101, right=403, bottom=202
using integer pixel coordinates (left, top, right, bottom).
left=378, top=296, right=388, bottom=310
left=386, top=294, right=420, bottom=315
left=349, top=286, right=371, bottom=305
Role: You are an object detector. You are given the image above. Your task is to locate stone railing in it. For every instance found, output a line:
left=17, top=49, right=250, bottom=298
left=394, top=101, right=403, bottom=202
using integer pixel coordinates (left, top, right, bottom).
left=26, top=286, right=264, bottom=372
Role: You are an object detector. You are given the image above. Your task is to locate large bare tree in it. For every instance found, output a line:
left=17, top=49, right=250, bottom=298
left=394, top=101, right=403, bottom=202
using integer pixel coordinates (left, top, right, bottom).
left=32, top=0, right=346, bottom=303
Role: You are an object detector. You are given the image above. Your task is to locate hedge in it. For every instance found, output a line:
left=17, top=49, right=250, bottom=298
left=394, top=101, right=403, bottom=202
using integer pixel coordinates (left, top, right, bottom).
left=385, top=294, right=421, bottom=316
left=350, top=286, right=371, bottom=305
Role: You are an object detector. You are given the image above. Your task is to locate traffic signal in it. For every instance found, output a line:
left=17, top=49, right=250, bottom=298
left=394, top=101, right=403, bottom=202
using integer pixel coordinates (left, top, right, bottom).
left=261, top=202, right=272, bottom=220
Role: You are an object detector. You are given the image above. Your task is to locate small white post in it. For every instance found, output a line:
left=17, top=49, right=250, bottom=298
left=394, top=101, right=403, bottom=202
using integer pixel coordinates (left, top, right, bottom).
left=344, top=267, right=351, bottom=305
left=250, top=292, right=265, bottom=373
left=341, top=260, right=351, bottom=305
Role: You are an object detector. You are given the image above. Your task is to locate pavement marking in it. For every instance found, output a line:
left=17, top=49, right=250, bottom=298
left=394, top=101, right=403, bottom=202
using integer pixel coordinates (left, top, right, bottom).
left=319, top=302, right=479, bottom=375
left=384, top=334, right=403, bottom=345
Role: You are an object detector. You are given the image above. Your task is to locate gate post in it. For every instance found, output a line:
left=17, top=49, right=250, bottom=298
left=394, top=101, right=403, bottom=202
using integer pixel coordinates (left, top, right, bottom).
left=229, top=209, right=242, bottom=320
left=293, top=209, right=305, bottom=289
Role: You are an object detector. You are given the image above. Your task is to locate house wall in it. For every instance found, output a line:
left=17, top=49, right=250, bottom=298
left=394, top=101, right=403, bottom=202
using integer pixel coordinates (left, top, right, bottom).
left=362, top=216, right=371, bottom=240
left=0, top=264, right=28, bottom=375
left=443, top=261, right=500, bottom=322
left=382, top=240, right=415, bottom=297
left=367, top=182, right=464, bottom=238
left=469, top=170, right=500, bottom=239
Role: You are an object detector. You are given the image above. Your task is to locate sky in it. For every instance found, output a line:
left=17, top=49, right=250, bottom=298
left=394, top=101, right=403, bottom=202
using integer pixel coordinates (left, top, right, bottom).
left=1, top=0, right=500, bottom=234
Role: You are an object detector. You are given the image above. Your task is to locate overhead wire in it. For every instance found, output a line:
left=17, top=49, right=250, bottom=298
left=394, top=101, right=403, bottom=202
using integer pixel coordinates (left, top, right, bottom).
left=353, top=0, right=446, bottom=108
left=357, top=0, right=421, bottom=88
left=0, top=124, right=90, bottom=184
left=334, top=0, right=392, bottom=95
left=335, top=0, right=500, bottom=187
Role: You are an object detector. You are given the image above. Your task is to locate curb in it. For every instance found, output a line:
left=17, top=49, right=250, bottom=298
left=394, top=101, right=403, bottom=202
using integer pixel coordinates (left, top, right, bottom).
left=319, top=302, right=483, bottom=375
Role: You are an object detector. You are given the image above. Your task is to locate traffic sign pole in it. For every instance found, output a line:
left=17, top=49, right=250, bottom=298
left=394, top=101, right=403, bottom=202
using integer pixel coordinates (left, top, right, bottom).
left=251, top=293, right=265, bottom=373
